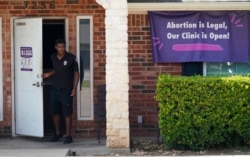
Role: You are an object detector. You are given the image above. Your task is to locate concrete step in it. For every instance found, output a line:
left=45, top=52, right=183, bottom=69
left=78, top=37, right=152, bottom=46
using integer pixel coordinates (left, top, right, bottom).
left=0, top=149, right=69, bottom=157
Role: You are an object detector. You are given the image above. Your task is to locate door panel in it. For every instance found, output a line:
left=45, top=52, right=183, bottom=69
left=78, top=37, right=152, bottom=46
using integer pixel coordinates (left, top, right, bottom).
left=14, top=18, right=44, bottom=137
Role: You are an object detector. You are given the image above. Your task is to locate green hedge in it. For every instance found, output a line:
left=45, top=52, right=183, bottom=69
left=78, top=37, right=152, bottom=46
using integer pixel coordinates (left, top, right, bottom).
left=155, top=75, right=250, bottom=150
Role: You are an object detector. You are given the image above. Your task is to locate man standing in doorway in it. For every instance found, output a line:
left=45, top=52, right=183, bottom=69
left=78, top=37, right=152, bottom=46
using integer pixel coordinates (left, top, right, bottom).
left=43, top=39, right=79, bottom=144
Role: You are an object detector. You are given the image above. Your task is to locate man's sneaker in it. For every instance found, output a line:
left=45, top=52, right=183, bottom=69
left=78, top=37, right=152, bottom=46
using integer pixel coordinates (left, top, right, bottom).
left=50, top=133, right=62, bottom=142
left=63, top=136, right=73, bottom=144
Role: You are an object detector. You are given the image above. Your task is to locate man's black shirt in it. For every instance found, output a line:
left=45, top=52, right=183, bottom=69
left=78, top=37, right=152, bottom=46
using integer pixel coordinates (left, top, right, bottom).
left=51, top=52, right=79, bottom=89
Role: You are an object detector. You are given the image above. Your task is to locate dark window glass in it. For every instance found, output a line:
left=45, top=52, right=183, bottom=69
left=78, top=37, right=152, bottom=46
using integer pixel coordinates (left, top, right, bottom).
left=182, top=62, right=203, bottom=76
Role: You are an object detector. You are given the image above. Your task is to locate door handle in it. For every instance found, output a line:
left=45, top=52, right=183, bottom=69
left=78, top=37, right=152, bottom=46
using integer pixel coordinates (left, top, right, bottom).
left=37, top=74, right=43, bottom=78
left=32, top=82, right=40, bottom=87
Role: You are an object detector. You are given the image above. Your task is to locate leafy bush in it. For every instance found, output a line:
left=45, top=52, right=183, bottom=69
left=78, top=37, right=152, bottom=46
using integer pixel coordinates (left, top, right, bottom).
left=155, top=75, right=250, bottom=150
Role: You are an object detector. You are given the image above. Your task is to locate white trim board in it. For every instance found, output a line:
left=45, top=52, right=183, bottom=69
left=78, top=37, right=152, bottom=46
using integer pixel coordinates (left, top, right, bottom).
left=128, top=2, right=250, bottom=14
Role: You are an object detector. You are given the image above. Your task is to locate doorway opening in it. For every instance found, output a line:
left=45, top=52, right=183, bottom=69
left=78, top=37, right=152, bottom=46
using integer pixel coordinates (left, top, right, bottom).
left=42, top=19, right=65, bottom=136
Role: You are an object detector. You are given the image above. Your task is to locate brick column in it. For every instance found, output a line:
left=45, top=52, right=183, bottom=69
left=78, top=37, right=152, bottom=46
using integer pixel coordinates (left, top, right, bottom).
left=95, top=0, right=130, bottom=149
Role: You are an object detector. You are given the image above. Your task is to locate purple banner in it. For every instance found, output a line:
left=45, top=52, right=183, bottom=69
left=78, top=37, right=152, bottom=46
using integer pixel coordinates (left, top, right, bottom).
left=148, top=11, right=250, bottom=63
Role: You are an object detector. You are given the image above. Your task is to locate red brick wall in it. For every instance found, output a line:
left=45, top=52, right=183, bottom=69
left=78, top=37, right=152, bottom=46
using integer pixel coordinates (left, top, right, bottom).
left=0, top=0, right=182, bottom=138
left=128, top=14, right=182, bottom=137
left=0, top=0, right=106, bottom=137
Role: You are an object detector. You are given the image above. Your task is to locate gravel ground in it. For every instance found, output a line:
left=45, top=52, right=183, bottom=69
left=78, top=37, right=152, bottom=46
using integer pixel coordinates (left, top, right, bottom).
left=126, top=139, right=250, bottom=156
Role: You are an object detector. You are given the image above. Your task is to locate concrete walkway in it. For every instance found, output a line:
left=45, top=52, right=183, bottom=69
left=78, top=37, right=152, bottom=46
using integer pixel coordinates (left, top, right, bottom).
left=0, top=149, right=69, bottom=157
left=0, top=136, right=109, bottom=156
left=1, top=136, right=250, bottom=156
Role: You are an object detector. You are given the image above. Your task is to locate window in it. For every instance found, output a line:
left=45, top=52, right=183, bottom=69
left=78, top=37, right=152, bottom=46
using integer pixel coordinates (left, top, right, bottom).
left=0, top=17, right=2, bottom=121
left=182, top=62, right=250, bottom=77
left=182, top=62, right=203, bottom=76
left=77, top=16, right=93, bottom=120
left=204, top=62, right=250, bottom=76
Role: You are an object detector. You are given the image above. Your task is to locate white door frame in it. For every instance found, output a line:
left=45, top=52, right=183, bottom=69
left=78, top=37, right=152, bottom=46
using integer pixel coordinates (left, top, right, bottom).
left=11, top=16, right=69, bottom=136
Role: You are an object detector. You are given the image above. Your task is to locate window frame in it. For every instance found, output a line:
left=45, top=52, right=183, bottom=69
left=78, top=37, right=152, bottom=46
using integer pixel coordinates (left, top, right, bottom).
left=203, top=62, right=250, bottom=76
left=0, top=17, right=2, bottom=121
left=76, top=16, right=94, bottom=120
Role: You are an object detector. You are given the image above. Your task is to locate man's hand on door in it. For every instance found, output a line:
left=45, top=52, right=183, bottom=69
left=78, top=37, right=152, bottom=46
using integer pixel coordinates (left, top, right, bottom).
left=43, top=70, right=55, bottom=78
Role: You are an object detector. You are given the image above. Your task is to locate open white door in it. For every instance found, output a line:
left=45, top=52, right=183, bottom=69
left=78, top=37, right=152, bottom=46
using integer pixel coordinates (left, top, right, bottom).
left=14, top=18, right=44, bottom=137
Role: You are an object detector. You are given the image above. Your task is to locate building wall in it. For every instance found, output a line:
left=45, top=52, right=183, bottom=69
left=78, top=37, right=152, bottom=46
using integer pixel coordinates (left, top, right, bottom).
left=0, top=0, right=106, bottom=137
left=128, top=14, right=181, bottom=137
left=0, top=0, right=182, bottom=138
left=127, top=1, right=250, bottom=137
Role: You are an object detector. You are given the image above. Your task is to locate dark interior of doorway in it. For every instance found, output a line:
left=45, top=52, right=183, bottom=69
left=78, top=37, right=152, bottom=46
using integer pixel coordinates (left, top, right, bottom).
left=42, top=19, right=65, bottom=136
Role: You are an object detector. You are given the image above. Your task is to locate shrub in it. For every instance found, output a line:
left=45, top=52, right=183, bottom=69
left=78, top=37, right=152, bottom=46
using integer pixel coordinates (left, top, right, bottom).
left=155, top=75, right=250, bottom=150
